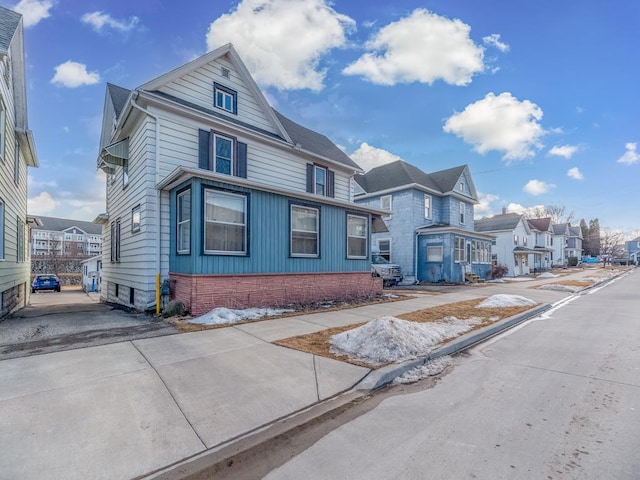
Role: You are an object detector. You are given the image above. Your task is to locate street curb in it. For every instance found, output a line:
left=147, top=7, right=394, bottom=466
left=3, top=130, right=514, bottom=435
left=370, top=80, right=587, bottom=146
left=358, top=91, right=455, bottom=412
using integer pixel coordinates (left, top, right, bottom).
left=354, top=303, right=552, bottom=392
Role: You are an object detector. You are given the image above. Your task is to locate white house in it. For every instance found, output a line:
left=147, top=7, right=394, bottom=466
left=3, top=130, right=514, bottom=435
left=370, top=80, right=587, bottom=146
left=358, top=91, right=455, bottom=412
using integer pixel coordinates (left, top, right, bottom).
left=80, top=255, right=102, bottom=292
left=95, top=43, right=385, bottom=315
left=0, top=6, right=38, bottom=318
left=475, top=211, right=536, bottom=277
left=551, top=223, right=570, bottom=267
left=526, top=217, right=554, bottom=271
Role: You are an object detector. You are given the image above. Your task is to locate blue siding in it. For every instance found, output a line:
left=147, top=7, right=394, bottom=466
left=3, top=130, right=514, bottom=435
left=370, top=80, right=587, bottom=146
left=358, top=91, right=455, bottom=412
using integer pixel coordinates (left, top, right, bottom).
left=417, top=233, right=491, bottom=283
left=169, top=178, right=371, bottom=274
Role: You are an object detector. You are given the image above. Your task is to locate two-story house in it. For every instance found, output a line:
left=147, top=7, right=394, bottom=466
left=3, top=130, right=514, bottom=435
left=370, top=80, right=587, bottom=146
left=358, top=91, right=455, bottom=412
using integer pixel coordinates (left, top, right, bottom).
left=0, top=6, right=38, bottom=318
left=526, top=217, right=553, bottom=271
left=95, top=43, right=386, bottom=315
left=475, top=211, right=538, bottom=277
left=31, top=216, right=103, bottom=257
left=354, top=160, right=493, bottom=283
left=551, top=223, right=570, bottom=267
left=566, top=226, right=584, bottom=261
left=626, top=236, right=640, bottom=265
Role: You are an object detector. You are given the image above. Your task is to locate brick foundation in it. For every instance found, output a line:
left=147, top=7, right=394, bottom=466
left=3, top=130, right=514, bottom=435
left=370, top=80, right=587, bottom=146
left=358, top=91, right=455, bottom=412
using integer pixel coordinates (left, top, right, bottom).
left=170, top=272, right=383, bottom=316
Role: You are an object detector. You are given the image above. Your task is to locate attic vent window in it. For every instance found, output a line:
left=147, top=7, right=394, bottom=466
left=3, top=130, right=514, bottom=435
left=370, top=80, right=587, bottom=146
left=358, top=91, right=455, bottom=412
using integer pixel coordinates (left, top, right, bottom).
left=221, top=67, right=230, bottom=78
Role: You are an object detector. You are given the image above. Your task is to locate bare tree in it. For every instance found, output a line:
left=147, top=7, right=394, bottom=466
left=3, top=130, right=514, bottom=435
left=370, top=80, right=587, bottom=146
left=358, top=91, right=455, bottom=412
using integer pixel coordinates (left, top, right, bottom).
left=524, top=205, right=575, bottom=224
left=599, top=229, right=626, bottom=267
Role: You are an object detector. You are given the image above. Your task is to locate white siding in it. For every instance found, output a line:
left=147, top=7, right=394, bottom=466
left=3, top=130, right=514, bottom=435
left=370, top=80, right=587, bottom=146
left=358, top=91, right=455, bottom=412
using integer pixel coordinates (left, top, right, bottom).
left=158, top=56, right=279, bottom=135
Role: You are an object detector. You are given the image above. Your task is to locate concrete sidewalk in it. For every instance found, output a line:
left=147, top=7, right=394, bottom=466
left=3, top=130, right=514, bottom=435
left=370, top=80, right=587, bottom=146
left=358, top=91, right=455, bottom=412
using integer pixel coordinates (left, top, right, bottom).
left=0, top=268, right=625, bottom=479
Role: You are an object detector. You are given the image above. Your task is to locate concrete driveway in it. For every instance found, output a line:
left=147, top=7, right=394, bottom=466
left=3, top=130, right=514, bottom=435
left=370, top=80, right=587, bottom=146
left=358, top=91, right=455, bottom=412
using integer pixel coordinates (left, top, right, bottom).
left=0, top=287, right=177, bottom=360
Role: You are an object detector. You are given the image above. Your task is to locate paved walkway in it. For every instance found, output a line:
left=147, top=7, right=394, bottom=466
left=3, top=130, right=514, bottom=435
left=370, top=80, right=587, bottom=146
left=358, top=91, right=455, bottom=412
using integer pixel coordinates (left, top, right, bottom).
left=0, top=268, right=624, bottom=479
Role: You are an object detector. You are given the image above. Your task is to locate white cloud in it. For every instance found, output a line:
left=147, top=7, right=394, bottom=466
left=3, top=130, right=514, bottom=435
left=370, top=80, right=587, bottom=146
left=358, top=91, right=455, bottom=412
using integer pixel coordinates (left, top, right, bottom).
left=50, top=61, right=100, bottom=88
left=443, top=92, right=545, bottom=161
left=506, top=203, right=545, bottom=216
left=523, top=179, right=555, bottom=196
left=549, top=144, right=578, bottom=159
left=206, top=0, right=355, bottom=91
left=12, top=0, right=52, bottom=28
left=567, top=167, right=583, bottom=180
left=27, top=191, right=59, bottom=215
left=81, top=11, right=139, bottom=32
left=349, top=142, right=402, bottom=172
left=343, top=9, right=484, bottom=86
left=475, top=192, right=500, bottom=217
left=482, top=33, right=509, bottom=52
left=616, top=142, right=639, bottom=165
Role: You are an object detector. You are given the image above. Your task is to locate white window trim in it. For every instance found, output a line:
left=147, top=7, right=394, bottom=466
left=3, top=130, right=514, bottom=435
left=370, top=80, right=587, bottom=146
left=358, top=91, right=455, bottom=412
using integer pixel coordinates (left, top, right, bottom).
left=213, top=133, right=234, bottom=175
left=347, top=214, right=368, bottom=259
left=427, top=245, right=443, bottom=262
left=314, top=165, right=327, bottom=196
left=380, top=195, right=392, bottom=213
left=424, top=194, right=432, bottom=219
left=131, top=205, right=141, bottom=234
left=204, top=189, right=247, bottom=255
left=377, top=238, right=391, bottom=261
left=177, top=189, right=191, bottom=254
left=290, top=204, right=319, bottom=258
left=454, top=237, right=465, bottom=263
left=459, top=201, right=465, bottom=224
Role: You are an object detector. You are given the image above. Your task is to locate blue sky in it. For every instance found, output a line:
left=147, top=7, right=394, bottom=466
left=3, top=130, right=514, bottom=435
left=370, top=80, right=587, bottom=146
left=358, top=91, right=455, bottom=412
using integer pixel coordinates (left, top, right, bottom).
left=5, top=0, right=640, bottom=235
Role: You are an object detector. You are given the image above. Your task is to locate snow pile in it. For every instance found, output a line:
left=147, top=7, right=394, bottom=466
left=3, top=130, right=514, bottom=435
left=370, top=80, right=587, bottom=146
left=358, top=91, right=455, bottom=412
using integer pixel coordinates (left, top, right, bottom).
left=538, top=284, right=579, bottom=292
left=505, top=277, right=533, bottom=282
left=581, top=277, right=602, bottom=283
left=188, top=307, right=293, bottom=325
left=476, top=294, right=537, bottom=308
left=537, top=272, right=558, bottom=279
left=329, top=316, right=482, bottom=366
left=393, top=357, right=452, bottom=384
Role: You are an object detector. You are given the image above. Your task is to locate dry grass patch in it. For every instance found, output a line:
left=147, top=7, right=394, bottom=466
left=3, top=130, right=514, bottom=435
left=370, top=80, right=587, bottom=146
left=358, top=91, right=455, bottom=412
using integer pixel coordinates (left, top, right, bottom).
left=274, top=298, right=538, bottom=368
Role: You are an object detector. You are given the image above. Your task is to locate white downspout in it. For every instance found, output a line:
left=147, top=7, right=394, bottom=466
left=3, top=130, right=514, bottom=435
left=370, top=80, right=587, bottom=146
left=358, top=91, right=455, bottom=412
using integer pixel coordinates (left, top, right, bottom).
left=130, top=95, right=162, bottom=312
left=414, top=231, right=420, bottom=284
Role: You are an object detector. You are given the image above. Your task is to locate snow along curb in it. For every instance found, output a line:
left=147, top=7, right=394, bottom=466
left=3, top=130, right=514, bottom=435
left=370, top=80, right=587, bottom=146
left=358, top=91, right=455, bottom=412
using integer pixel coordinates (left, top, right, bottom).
left=354, top=303, right=551, bottom=392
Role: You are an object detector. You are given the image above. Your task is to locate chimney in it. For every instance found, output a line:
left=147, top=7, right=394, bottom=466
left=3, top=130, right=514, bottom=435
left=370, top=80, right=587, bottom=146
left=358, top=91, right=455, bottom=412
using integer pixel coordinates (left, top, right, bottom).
left=501, top=206, right=507, bottom=215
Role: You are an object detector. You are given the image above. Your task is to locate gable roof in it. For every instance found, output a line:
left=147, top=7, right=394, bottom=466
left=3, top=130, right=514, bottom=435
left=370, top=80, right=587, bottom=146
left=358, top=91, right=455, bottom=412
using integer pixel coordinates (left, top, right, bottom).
left=32, top=216, right=103, bottom=235
left=104, top=43, right=358, bottom=171
left=107, top=82, right=131, bottom=120
left=552, top=223, right=570, bottom=235
left=0, top=6, right=20, bottom=55
left=568, top=226, right=583, bottom=238
left=527, top=217, right=552, bottom=232
left=354, top=160, right=475, bottom=199
left=474, top=213, right=525, bottom=232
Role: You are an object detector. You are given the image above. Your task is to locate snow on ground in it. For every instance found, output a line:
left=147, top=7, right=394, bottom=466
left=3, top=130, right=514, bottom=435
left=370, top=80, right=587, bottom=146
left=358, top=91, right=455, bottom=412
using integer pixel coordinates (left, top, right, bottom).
left=504, top=277, right=534, bottom=282
left=329, top=316, right=482, bottom=366
left=476, top=294, right=537, bottom=308
left=393, top=357, right=453, bottom=384
left=188, top=307, right=293, bottom=325
left=537, top=272, right=558, bottom=278
left=537, top=284, right=580, bottom=292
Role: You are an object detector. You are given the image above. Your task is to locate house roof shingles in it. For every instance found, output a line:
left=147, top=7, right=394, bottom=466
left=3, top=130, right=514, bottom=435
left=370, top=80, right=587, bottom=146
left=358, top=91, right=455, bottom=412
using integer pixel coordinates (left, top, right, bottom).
left=0, top=6, right=20, bottom=56
left=527, top=217, right=552, bottom=232
left=474, top=213, right=523, bottom=232
left=32, top=216, right=102, bottom=235
left=354, top=160, right=464, bottom=194
left=107, top=82, right=131, bottom=120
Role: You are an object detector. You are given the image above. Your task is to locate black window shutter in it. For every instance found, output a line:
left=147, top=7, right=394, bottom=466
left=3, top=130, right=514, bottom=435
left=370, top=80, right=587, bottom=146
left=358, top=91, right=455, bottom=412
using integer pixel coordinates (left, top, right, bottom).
left=198, top=129, right=210, bottom=170
left=236, top=142, right=247, bottom=178
left=306, top=163, right=314, bottom=193
left=327, top=170, right=335, bottom=198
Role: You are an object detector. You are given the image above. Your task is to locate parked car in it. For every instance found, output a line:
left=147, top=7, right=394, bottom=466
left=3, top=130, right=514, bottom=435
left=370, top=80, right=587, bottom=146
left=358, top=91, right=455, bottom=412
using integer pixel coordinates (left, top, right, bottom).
left=371, top=254, right=403, bottom=287
left=31, top=274, right=61, bottom=293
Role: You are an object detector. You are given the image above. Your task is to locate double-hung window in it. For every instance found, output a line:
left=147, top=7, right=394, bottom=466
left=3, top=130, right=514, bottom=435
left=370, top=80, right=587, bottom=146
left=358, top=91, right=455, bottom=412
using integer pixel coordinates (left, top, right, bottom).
left=131, top=205, right=141, bottom=234
left=213, top=134, right=233, bottom=175
left=290, top=205, right=319, bottom=257
left=427, top=245, right=443, bottom=262
left=177, top=189, right=191, bottom=254
left=314, top=165, right=327, bottom=196
left=110, top=219, right=121, bottom=262
left=380, top=195, right=392, bottom=213
left=0, top=199, right=4, bottom=259
left=347, top=214, right=367, bottom=259
left=454, top=237, right=465, bottom=262
left=213, top=82, right=237, bottom=114
left=424, top=194, right=431, bottom=219
left=459, top=201, right=465, bottom=224
left=204, top=189, right=246, bottom=255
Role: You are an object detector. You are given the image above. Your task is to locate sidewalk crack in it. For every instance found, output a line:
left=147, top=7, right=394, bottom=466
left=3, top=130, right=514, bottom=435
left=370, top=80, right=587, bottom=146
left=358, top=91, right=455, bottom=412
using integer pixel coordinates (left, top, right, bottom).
left=131, top=341, right=207, bottom=449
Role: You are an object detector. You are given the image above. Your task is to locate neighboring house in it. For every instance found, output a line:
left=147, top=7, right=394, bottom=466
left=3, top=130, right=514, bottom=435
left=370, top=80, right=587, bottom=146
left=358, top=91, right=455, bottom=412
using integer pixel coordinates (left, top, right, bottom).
left=354, top=160, right=493, bottom=283
left=31, top=216, right=102, bottom=257
left=475, top=211, right=538, bottom=277
left=566, top=226, right=584, bottom=260
left=626, top=236, right=640, bottom=264
left=551, top=223, right=570, bottom=267
left=80, top=255, right=102, bottom=292
left=0, top=6, right=38, bottom=318
left=526, top=217, right=554, bottom=271
left=95, top=43, right=385, bottom=315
